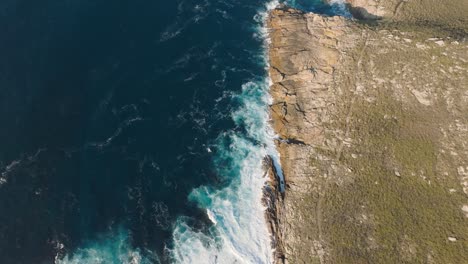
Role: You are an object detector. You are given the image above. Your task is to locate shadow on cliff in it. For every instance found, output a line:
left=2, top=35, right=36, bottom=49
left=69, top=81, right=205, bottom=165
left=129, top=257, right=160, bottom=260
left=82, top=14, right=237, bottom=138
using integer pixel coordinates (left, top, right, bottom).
left=345, top=3, right=382, bottom=21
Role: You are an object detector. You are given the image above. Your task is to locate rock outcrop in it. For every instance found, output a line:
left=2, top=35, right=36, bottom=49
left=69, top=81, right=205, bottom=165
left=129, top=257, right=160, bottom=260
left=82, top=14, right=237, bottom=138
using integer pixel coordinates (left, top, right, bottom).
left=267, top=7, right=360, bottom=263
left=262, top=155, right=285, bottom=264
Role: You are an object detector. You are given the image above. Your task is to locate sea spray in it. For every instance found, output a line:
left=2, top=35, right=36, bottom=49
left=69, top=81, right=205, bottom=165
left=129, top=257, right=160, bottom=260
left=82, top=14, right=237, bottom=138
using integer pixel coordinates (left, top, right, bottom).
left=169, top=1, right=281, bottom=263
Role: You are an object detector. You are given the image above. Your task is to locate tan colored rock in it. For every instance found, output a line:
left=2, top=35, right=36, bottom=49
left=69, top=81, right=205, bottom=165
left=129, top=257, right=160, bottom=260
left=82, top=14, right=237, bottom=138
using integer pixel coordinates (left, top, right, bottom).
left=268, top=7, right=361, bottom=263
left=268, top=7, right=358, bottom=146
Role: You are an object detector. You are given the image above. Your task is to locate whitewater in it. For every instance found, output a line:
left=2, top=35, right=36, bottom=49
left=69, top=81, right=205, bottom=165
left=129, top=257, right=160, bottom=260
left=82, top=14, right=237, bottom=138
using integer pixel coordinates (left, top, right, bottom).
left=169, top=1, right=280, bottom=263
left=169, top=1, right=349, bottom=262
left=57, top=1, right=280, bottom=263
left=56, top=1, right=351, bottom=263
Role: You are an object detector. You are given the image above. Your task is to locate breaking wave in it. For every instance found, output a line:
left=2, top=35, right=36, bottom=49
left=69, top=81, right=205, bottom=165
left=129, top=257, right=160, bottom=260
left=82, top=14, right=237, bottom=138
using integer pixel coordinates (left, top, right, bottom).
left=54, top=0, right=355, bottom=263
left=56, top=229, right=157, bottom=264
left=168, top=1, right=281, bottom=263
left=58, top=1, right=281, bottom=264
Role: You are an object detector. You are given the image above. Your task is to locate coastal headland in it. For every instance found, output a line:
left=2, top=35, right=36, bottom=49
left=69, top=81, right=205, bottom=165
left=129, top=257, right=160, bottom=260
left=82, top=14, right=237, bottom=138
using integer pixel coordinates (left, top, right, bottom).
left=265, top=1, right=468, bottom=263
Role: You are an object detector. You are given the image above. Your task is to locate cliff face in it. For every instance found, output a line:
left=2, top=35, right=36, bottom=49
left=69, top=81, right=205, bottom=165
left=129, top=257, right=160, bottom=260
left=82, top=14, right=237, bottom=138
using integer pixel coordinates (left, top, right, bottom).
left=269, top=8, right=357, bottom=146
left=267, top=4, right=468, bottom=264
left=268, top=7, right=360, bottom=263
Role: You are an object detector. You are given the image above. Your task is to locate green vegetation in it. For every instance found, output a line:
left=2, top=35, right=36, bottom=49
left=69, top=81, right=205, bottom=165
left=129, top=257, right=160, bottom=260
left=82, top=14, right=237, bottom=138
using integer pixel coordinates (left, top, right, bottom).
left=321, top=91, right=468, bottom=263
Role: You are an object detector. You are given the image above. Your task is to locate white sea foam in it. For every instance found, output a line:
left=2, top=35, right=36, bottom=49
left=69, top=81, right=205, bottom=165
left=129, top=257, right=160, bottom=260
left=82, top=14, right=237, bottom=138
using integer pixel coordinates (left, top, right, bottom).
left=58, top=1, right=283, bottom=263
left=56, top=230, right=157, bottom=264
left=169, top=1, right=281, bottom=263
left=206, top=209, right=218, bottom=225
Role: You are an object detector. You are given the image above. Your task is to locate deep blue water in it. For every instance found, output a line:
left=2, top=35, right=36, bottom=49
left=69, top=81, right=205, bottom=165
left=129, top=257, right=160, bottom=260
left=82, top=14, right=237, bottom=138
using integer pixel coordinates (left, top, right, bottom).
left=0, top=0, right=346, bottom=263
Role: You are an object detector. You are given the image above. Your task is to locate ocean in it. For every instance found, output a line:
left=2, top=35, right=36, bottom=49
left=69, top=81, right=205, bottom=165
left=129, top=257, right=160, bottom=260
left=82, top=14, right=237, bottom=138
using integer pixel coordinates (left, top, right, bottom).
left=0, top=0, right=347, bottom=263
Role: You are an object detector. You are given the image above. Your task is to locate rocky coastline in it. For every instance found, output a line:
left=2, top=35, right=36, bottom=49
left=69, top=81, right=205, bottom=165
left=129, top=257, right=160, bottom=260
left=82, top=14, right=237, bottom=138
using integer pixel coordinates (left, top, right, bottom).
left=265, top=6, right=358, bottom=263
left=264, top=1, right=468, bottom=263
